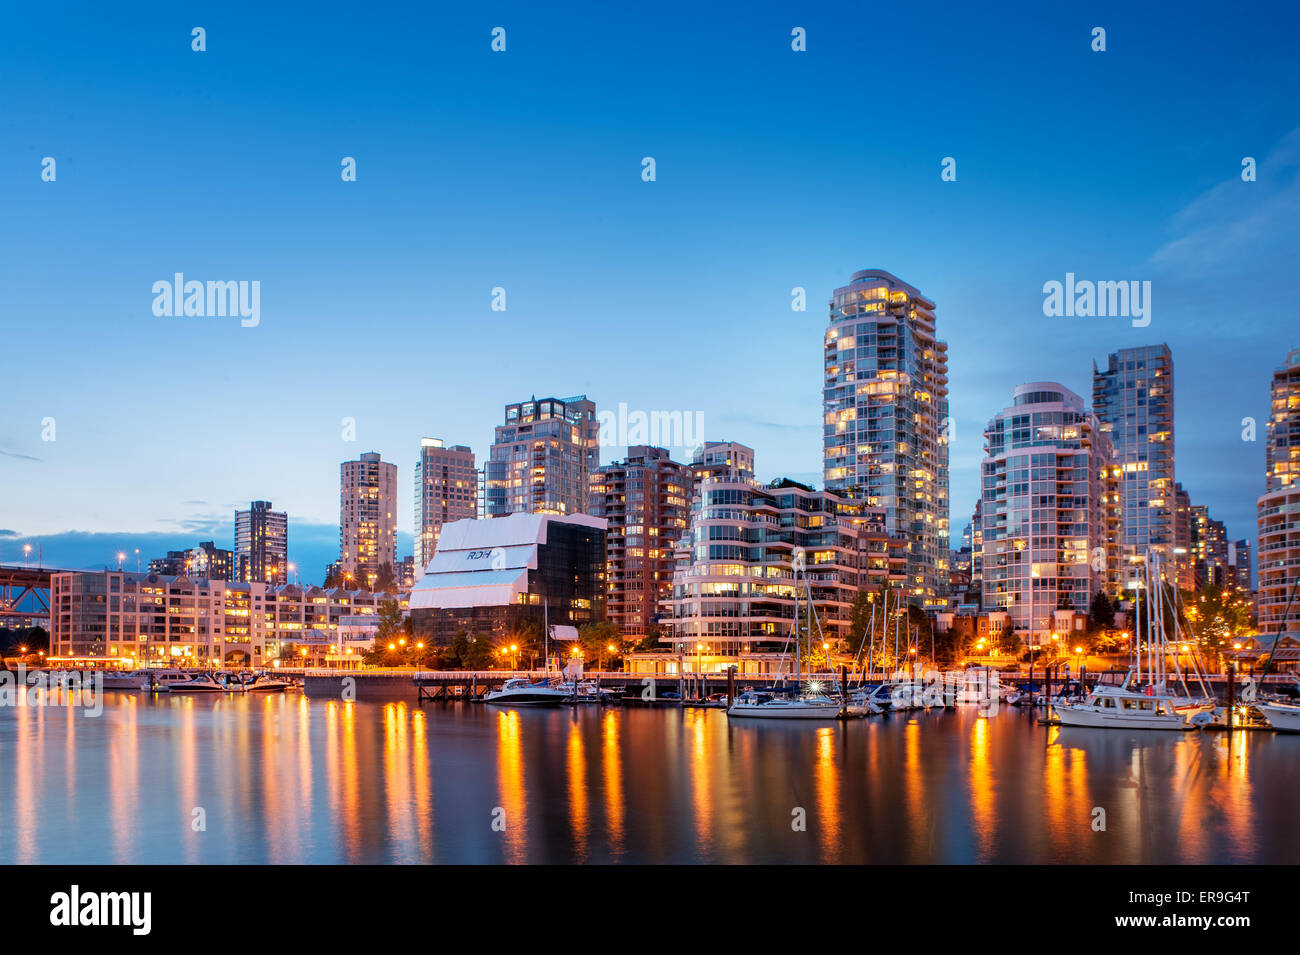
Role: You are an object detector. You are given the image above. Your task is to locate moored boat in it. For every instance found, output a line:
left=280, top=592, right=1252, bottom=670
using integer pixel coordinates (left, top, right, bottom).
left=166, top=672, right=229, bottom=694
left=484, top=677, right=569, bottom=706
left=1254, top=700, right=1300, bottom=732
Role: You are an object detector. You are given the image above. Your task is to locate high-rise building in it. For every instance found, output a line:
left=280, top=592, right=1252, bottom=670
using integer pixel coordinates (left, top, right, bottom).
left=234, top=501, right=288, bottom=584
left=1172, top=482, right=1196, bottom=590
left=823, top=269, right=949, bottom=605
left=589, top=446, right=692, bottom=637
left=1228, top=538, right=1252, bottom=593
left=413, top=438, right=478, bottom=570
left=979, top=383, right=1118, bottom=638
left=485, top=395, right=600, bottom=518
left=340, top=452, right=398, bottom=589
left=1190, top=505, right=1229, bottom=590
left=1256, top=347, right=1300, bottom=632
left=1092, top=344, right=1175, bottom=585
left=654, top=474, right=907, bottom=673
left=148, top=541, right=231, bottom=580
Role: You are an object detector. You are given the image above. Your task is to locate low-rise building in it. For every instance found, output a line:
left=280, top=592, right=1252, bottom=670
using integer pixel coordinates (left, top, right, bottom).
left=49, top=570, right=405, bottom=666
left=406, top=512, right=606, bottom=646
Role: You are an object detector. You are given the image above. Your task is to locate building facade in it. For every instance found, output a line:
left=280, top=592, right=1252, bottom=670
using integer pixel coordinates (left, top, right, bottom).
left=1190, top=504, right=1229, bottom=590
left=234, top=501, right=288, bottom=584
left=407, top=513, right=606, bottom=645
left=655, top=476, right=907, bottom=673
left=823, top=269, right=949, bottom=606
left=413, top=438, right=478, bottom=570
left=588, top=446, right=692, bottom=637
left=979, top=383, right=1118, bottom=639
left=484, top=395, right=600, bottom=518
left=1092, top=344, right=1175, bottom=585
left=340, top=452, right=398, bottom=589
left=149, top=541, right=233, bottom=581
left=1257, top=347, right=1300, bottom=632
left=49, top=570, right=404, bottom=666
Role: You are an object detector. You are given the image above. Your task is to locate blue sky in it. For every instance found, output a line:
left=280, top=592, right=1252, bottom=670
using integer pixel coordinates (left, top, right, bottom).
left=2, top=1, right=1298, bottom=580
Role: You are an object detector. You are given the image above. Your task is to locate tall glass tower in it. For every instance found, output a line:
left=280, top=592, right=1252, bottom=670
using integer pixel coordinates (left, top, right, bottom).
left=1091, top=344, right=1174, bottom=584
left=823, top=269, right=949, bottom=605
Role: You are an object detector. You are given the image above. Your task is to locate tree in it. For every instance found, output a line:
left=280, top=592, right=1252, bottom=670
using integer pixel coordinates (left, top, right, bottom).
left=374, top=562, right=397, bottom=593
left=1182, top=584, right=1252, bottom=666
left=362, top=600, right=410, bottom=665
left=1089, top=591, right=1115, bottom=630
left=577, top=621, right=622, bottom=667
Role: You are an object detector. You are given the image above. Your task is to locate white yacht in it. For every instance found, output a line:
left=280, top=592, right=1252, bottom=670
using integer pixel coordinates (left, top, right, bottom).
left=1055, top=681, right=1195, bottom=730
left=166, top=672, right=230, bottom=694
left=1053, top=553, right=1214, bottom=731
left=234, top=673, right=294, bottom=693
left=1254, top=700, right=1300, bottom=732
left=728, top=689, right=843, bottom=719
left=484, top=677, right=569, bottom=706
left=102, top=669, right=193, bottom=691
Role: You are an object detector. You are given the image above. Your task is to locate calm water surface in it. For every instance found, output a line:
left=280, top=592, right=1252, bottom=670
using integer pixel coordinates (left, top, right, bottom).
left=2, top=690, right=1296, bottom=864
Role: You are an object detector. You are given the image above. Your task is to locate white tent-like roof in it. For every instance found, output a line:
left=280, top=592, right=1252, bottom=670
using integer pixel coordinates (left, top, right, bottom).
left=407, top=512, right=605, bottom=611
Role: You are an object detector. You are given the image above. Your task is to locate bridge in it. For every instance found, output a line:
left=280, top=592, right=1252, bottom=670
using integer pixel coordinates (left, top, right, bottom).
left=0, top=564, right=56, bottom=628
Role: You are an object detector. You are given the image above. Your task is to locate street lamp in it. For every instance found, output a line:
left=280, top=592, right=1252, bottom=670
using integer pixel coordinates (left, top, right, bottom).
left=23, top=544, right=31, bottom=568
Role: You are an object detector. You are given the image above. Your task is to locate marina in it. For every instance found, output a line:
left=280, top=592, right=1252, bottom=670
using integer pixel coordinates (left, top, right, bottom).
left=2, top=689, right=1298, bottom=865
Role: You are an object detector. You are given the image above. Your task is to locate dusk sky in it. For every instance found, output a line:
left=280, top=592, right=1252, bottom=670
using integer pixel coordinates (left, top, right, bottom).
left=3, top=1, right=1298, bottom=578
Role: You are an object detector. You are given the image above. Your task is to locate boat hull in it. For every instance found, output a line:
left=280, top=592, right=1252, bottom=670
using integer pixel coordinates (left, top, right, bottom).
left=483, top=691, right=568, bottom=706
left=1053, top=705, right=1187, bottom=730
left=727, top=703, right=843, bottom=720
left=1257, top=703, right=1300, bottom=732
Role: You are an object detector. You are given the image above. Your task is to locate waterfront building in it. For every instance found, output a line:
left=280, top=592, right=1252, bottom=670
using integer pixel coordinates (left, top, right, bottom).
left=413, top=438, right=478, bottom=571
left=1228, top=538, right=1253, bottom=592
left=588, top=446, right=692, bottom=637
left=396, top=555, right=416, bottom=591
left=484, top=395, right=600, bottom=518
left=234, top=501, right=288, bottom=584
left=149, top=540, right=233, bottom=581
left=406, top=513, right=606, bottom=645
left=49, top=569, right=404, bottom=665
left=979, top=383, right=1119, bottom=640
left=340, top=452, right=398, bottom=589
left=823, top=269, right=949, bottom=606
left=1191, top=505, right=1229, bottom=590
left=1092, top=344, right=1176, bottom=586
left=647, top=475, right=907, bottom=674
left=1257, top=347, right=1300, bottom=632
left=1172, top=483, right=1196, bottom=590
left=968, top=500, right=984, bottom=608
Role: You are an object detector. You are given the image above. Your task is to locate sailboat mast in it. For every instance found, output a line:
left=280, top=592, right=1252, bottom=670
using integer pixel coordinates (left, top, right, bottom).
left=793, top=558, right=801, bottom=684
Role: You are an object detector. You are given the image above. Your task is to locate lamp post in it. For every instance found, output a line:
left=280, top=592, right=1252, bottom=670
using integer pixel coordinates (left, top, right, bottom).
left=23, top=544, right=31, bottom=568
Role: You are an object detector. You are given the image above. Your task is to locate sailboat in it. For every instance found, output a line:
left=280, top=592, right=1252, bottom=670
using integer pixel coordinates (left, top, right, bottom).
left=728, top=547, right=842, bottom=720
left=1054, top=553, right=1214, bottom=730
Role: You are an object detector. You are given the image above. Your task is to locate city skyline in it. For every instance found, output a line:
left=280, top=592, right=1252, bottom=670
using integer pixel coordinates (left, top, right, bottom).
left=4, top=3, right=1299, bottom=581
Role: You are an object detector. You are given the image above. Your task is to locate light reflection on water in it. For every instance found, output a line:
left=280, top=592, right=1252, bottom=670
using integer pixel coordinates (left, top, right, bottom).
left=0, top=691, right=1294, bottom=864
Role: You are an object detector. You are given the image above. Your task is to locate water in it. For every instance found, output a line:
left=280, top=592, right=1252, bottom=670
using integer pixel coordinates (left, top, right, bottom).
left=2, top=691, right=1296, bottom=864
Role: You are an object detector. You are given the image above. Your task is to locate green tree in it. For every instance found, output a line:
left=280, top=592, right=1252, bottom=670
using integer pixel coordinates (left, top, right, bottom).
left=577, top=621, right=622, bottom=667
left=374, top=562, right=397, bottom=593
left=1089, top=591, right=1115, bottom=630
